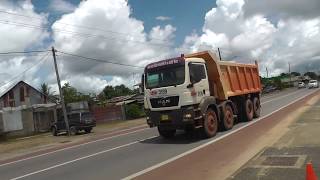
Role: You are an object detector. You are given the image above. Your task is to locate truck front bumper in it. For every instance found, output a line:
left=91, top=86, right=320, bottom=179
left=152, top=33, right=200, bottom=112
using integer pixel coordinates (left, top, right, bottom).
left=145, top=106, right=198, bottom=129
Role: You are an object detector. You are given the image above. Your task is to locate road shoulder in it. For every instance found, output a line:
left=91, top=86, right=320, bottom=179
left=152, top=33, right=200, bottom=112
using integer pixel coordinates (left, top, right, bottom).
left=229, top=93, right=320, bottom=180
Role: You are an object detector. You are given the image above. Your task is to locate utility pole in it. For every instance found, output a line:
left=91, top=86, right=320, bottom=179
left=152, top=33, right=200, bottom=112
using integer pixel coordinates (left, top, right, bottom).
left=52, top=47, right=70, bottom=135
left=288, top=62, right=292, bottom=87
left=266, top=67, right=269, bottom=78
left=217, top=48, right=222, bottom=61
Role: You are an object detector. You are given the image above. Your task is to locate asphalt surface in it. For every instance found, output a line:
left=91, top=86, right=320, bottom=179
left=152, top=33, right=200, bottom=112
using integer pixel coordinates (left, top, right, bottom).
left=0, top=88, right=318, bottom=180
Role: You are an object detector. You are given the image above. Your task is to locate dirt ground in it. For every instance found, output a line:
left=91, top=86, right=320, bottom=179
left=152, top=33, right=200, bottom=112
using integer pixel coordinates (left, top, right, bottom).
left=0, top=118, right=146, bottom=162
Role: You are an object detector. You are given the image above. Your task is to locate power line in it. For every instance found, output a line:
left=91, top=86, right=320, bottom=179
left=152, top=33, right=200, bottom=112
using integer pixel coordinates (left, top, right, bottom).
left=0, top=52, right=50, bottom=89
left=57, top=50, right=144, bottom=68
left=0, top=9, right=169, bottom=43
left=0, top=19, right=176, bottom=48
left=0, top=50, right=49, bottom=55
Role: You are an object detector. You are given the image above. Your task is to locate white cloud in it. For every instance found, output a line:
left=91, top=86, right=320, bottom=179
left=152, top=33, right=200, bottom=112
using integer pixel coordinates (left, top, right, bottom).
left=155, top=16, right=172, bottom=21
left=181, top=0, right=320, bottom=76
left=0, top=0, right=48, bottom=52
left=0, top=0, right=49, bottom=95
left=243, top=0, right=320, bottom=19
left=49, top=0, right=76, bottom=13
left=51, top=0, right=176, bottom=92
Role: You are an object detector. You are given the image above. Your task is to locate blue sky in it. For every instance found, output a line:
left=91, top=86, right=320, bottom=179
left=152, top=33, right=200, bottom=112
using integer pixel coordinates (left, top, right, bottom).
left=129, top=0, right=216, bottom=45
left=31, top=0, right=216, bottom=46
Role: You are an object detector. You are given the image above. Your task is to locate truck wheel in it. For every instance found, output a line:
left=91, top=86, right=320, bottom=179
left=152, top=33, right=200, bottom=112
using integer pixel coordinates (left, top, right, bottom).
left=51, top=127, right=58, bottom=136
left=85, top=128, right=92, bottom=133
left=202, top=108, right=218, bottom=138
left=70, top=126, right=78, bottom=135
left=222, top=104, right=234, bottom=130
left=244, top=99, right=254, bottom=121
left=158, top=127, right=176, bottom=139
left=253, top=97, right=261, bottom=118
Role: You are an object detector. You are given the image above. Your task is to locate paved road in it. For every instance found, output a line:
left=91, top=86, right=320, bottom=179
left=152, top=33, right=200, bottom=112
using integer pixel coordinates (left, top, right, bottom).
left=0, top=88, right=318, bottom=180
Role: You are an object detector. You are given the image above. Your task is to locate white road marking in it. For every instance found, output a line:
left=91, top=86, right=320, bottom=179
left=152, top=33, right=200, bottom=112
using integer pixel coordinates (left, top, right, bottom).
left=2, top=89, right=317, bottom=180
left=261, top=89, right=304, bottom=105
left=0, top=89, right=301, bottom=168
left=0, top=125, right=148, bottom=167
left=123, top=89, right=319, bottom=180
left=10, top=135, right=158, bottom=180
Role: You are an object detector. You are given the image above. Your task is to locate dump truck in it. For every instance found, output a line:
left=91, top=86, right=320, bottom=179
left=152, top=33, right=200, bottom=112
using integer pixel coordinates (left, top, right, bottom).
left=143, top=51, right=261, bottom=138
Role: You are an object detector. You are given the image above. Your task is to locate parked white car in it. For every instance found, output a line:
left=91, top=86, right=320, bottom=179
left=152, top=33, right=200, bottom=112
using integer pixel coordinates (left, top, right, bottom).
left=308, top=80, right=319, bottom=88
left=298, top=82, right=306, bottom=88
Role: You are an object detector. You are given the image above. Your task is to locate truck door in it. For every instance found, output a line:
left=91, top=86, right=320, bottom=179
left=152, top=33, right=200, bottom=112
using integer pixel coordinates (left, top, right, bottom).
left=189, top=63, right=210, bottom=103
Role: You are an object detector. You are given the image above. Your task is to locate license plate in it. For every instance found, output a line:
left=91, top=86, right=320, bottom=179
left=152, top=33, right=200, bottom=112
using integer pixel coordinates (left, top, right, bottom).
left=161, top=115, right=169, bottom=121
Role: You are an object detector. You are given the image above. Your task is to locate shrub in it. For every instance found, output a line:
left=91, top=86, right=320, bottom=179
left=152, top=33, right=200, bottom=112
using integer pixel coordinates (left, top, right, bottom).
left=126, top=104, right=143, bottom=119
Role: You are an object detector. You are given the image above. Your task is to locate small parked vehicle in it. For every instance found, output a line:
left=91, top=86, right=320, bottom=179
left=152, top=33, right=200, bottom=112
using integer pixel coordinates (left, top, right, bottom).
left=308, top=80, right=319, bottom=89
left=51, top=111, right=96, bottom=136
left=262, top=85, right=277, bottom=94
left=298, top=82, right=306, bottom=88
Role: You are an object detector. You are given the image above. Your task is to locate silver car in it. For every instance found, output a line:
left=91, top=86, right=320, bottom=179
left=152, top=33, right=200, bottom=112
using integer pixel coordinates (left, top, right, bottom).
left=308, top=80, right=319, bottom=88
left=298, top=82, right=305, bottom=88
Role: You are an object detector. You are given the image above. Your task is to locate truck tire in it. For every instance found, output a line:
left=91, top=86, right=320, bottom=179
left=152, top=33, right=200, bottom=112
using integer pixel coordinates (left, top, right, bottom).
left=158, top=127, right=176, bottom=139
left=202, top=108, right=218, bottom=138
left=244, top=99, right=254, bottom=121
left=253, top=97, right=261, bottom=118
left=85, top=128, right=92, bottom=133
left=222, top=104, right=234, bottom=130
left=51, top=127, right=58, bottom=136
left=70, top=126, right=78, bottom=135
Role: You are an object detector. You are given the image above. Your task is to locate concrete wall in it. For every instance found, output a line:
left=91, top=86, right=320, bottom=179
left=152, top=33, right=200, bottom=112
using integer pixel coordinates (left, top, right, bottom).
left=2, top=109, right=23, bottom=132
left=0, top=106, right=56, bottom=138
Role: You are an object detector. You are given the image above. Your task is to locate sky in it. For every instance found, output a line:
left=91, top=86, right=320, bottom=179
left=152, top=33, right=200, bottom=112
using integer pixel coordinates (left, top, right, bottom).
left=0, top=0, right=320, bottom=95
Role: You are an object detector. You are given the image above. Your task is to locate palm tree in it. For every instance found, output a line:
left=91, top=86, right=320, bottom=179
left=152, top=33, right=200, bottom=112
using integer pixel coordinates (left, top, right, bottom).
left=40, top=83, right=51, bottom=96
left=40, top=83, right=56, bottom=99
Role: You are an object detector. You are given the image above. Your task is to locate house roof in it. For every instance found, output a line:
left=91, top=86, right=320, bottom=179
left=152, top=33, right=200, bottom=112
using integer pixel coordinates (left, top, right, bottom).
left=0, top=81, right=56, bottom=102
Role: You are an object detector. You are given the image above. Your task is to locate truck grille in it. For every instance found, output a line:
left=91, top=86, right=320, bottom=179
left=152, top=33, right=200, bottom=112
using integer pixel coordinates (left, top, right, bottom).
left=150, top=96, right=179, bottom=108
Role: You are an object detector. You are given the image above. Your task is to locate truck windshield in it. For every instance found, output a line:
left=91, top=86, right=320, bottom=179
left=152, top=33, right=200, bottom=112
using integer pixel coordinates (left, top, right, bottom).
left=146, top=65, right=185, bottom=89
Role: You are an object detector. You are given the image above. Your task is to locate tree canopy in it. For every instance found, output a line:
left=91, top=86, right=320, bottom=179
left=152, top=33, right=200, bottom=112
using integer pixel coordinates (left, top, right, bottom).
left=62, top=83, right=92, bottom=104
left=99, top=84, right=137, bottom=100
left=304, top=72, right=318, bottom=79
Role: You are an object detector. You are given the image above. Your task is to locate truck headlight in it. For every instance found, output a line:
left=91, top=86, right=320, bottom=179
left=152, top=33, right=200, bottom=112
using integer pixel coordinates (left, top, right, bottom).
left=183, top=109, right=194, bottom=121
left=184, top=113, right=192, bottom=118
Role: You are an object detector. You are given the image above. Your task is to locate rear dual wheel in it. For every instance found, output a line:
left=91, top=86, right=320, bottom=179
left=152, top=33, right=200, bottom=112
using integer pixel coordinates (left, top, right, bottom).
left=202, top=108, right=218, bottom=138
left=253, top=97, right=261, bottom=118
left=244, top=99, right=254, bottom=121
left=222, top=104, right=234, bottom=130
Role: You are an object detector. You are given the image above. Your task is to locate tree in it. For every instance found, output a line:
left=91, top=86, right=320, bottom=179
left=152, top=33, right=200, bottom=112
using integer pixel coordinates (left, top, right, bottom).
left=304, top=72, right=318, bottom=79
left=291, top=72, right=300, bottom=76
left=40, top=83, right=51, bottom=96
left=40, top=83, right=56, bottom=99
left=280, top=73, right=288, bottom=77
left=61, top=83, right=91, bottom=104
left=100, top=84, right=134, bottom=100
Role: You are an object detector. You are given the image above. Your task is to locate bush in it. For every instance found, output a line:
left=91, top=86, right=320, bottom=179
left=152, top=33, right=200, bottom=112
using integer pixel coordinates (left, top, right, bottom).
left=126, top=104, right=144, bottom=119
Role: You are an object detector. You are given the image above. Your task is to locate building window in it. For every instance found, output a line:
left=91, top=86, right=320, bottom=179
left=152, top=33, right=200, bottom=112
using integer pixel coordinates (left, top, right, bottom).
left=20, top=87, right=25, bottom=102
left=9, top=90, right=14, bottom=99
left=26, top=87, right=30, bottom=97
left=4, top=95, right=8, bottom=107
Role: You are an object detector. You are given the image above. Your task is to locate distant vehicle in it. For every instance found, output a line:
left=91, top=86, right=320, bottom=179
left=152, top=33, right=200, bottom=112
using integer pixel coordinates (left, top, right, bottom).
left=262, top=85, right=277, bottom=94
left=298, top=82, right=306, bottom=88
left=308, top=80, right=319, bottom=88
left=51, top=111, right=96, bottom=136
left=143, top=51, right=262, bottom=139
